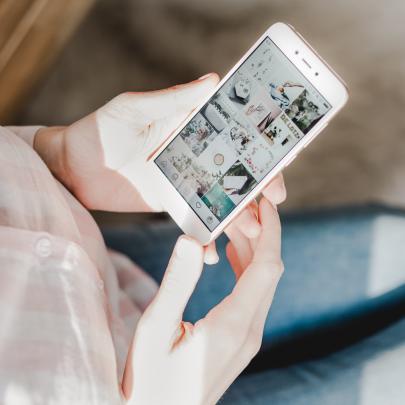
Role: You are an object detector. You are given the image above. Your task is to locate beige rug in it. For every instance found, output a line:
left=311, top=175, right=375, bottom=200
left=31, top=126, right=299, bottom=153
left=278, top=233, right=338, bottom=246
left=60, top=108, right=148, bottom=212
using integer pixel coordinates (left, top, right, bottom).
left=17, top=0, right=405, bottom=212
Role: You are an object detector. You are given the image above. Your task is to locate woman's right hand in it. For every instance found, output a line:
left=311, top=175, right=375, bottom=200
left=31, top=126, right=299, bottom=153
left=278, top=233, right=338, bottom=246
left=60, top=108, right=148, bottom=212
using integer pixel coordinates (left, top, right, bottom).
left=122, top=197, right=283, bottom=405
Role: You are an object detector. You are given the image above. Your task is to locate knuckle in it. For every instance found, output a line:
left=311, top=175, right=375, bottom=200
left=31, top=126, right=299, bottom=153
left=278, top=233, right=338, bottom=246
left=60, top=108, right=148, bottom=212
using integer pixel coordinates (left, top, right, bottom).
left=247, top=336, right=262, bottom=358
left=279, top=185, right=287, bottom=202
left=246, top=321, right=264, bottom=356
left=255, top=270, right=272, bottom=287
left=249, top=321, right=264, bottom=346
left=255, top=259, right=284, bottom=285
left=242, top=333, right=262, bottom=362
left=276, top=260, right=285, bottom=277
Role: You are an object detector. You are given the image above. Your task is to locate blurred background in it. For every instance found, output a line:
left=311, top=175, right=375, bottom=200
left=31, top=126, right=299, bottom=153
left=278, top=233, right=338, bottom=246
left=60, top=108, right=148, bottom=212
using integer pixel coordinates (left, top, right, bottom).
left=2, top=0, right=405, bottom=220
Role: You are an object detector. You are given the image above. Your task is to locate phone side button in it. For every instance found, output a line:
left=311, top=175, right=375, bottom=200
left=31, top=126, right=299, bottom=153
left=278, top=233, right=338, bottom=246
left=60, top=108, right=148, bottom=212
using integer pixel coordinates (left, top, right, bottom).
left=284, top=154, right=297, bottom=167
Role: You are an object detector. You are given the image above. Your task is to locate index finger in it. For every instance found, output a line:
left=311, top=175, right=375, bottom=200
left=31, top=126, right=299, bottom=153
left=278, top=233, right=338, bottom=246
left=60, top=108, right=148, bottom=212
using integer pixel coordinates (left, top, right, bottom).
left=252, top=198, right=282, bottom=266
left=261, top=173, right=286, bottom=206
left=217, top=198, right=283, bottom=320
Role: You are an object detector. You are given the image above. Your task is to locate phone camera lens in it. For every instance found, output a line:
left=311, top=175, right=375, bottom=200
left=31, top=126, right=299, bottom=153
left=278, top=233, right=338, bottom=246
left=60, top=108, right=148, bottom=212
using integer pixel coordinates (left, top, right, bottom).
left=295, top=50, right=299, bottom=55
left=315, top=72, right=319, bottom=76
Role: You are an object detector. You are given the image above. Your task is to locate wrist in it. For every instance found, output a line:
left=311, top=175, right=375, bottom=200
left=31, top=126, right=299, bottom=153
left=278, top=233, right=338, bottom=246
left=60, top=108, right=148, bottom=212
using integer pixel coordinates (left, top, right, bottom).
left=34, top=126, right=71, bottom=186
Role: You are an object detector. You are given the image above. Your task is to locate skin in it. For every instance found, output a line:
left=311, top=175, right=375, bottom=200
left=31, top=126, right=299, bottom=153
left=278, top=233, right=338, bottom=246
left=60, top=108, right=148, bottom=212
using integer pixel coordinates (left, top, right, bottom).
left=34, top=73, right=286, bottom=263
left=123, top=197, right=284, bottom=405
left=33, top=73, right=287, bottom=404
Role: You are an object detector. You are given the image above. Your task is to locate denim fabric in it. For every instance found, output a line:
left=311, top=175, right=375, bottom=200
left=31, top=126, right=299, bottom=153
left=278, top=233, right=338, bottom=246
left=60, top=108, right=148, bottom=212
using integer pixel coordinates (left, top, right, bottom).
left=103, top=205, right=405, bottom=404
left=103, top=206, right=405, bottom=350
left=222, top=317, right=405, bottom=405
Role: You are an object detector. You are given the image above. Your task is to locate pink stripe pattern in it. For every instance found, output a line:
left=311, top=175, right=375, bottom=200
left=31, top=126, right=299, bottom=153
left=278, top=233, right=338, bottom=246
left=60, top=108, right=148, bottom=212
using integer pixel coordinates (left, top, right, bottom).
left=0, top=127, right=158, bottom=404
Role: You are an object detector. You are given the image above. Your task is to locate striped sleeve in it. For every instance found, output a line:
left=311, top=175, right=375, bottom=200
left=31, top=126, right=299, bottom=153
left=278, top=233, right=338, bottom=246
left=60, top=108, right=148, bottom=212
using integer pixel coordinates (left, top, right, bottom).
left=4, top=126, right=44, bottom=148
left=0, top=226, right=125, bottom=405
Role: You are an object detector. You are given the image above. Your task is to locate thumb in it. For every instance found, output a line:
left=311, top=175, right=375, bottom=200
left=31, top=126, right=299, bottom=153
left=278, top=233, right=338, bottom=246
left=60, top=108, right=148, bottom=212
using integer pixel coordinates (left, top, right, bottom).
left=143, top=236, right=204, bottom=340
left=103, top=73, right=220, bottom=127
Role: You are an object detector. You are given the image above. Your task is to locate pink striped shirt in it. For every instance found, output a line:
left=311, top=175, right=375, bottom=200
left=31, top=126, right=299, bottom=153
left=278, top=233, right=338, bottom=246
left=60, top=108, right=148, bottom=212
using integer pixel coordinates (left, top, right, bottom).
left=0, top=126, right=158, bottom=404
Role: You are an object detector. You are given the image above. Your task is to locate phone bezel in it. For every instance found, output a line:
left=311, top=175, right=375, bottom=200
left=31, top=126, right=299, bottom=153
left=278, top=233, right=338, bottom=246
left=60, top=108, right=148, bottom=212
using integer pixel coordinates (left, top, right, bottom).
left=146, top=22, right=349, bottom=245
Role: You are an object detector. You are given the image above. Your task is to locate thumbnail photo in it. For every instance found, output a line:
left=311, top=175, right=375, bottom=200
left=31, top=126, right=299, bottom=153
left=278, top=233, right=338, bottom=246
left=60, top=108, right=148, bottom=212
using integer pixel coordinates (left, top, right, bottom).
left=180, top=113, right=217, bottom=157
left=285, top=89, right=330, bottom=134
left=268, top=80, right=305, bottom=109
left=202, top=92, right=236, bottom=133
left=241, top=138, right=275, bottom=181
left=242, top=90, right=282, bottom=133
left=245, top=39, right=273, bottom=84
left=218, top=160, right=257, bottom=205
left=179, top=166, right=213, bottom=198
left=258, top=113, right=300, bottom=162
left=201, top=182, right=235, bottom=221
left=261, top=112, right=301, bottom=146
left=223, top=70, right=258, bottom=108
left=219, top=119, right=257, bottom=155
left=244, top=39, right=305, bottom=109
left=169, top=152, right=192, bottom=173
left=158, top=136, right=195, bottom=174
left=195, top=136, right=238, bottom=189
left=262, top=121, right=281, bottom=145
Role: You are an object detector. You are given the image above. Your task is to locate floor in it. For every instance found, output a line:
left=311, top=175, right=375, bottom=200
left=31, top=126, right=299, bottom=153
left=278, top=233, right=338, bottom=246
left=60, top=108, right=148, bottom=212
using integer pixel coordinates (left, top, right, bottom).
left=16, top=0, right=405, bottom=216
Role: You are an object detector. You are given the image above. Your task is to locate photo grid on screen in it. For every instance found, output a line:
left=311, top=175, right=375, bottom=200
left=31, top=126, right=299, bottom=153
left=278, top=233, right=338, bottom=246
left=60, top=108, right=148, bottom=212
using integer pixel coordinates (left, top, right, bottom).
left=155, top=37, right=331, bottom=231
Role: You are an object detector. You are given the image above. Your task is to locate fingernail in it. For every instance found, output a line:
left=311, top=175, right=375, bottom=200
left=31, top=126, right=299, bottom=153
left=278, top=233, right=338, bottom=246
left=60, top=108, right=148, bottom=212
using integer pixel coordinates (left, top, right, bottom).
left=176, top=236, right=201, bottom=259
left=204, top=253, right=218, bottom=265
left=198, top=73, right=213, bottom=80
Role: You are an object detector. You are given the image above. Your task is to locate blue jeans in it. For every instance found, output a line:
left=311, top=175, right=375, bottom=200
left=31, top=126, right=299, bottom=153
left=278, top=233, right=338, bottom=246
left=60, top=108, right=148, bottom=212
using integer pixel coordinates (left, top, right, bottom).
left=103, top=206, right=405, bottom=404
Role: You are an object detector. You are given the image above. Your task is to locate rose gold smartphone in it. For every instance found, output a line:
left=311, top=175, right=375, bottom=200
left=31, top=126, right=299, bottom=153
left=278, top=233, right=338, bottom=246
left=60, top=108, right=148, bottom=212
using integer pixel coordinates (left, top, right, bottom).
left=146, top=22, right=348, bottom=244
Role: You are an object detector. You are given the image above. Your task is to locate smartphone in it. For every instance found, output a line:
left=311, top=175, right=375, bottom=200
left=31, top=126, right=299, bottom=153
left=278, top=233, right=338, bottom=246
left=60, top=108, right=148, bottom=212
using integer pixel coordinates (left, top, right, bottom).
left=146, top=22, right=348, bottom=244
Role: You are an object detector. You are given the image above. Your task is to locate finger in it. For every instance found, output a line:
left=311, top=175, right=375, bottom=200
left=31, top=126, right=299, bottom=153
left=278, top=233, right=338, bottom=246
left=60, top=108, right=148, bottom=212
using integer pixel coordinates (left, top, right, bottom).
left=204, top=241, right=219, bottom=265
left=249, top=233, right=260, bottom=253
left=249, top=271, right=282, bottom=342
left=226, top=241, right=243, bottom=280
left=119, top=74, right=220, bottom=156
left=252, top=197, right=282, bottom=266
left=225, top=223, right=252, bottom=271
left=234, top=204, right=261, bottom=239
left=261, top=173, right=287, bottom=206
left=248, top=259, right=285, bottom=345
left=144, top=236, right=204, bottom=338
left=245, top=201, right=260, bottom=252
left=221, top=199, right=283, bottom=320
left=246, top=198, right=284, bottom=334
left=249, top=199, right=259, bottom=219
left=144, top=73, right=220, bottom=119
left=104, top=73, right=220, bottom=128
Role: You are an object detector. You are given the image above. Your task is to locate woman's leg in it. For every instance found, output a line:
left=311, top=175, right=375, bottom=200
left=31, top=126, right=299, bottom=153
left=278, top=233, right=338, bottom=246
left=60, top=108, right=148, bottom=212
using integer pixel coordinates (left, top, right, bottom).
left=103, top=205, right=405, bottom=353
left=222, top=317, right=405, bottom=405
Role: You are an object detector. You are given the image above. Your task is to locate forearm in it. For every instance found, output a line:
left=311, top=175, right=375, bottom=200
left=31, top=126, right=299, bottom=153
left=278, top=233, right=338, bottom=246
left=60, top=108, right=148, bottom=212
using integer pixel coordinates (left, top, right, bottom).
left=33, top=126, right=74, bottom=190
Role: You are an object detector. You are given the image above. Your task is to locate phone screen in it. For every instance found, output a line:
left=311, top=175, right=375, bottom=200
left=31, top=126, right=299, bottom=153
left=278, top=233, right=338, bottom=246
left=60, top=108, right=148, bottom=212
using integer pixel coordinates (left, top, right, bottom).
left=155, top=37, right=331, bottom=231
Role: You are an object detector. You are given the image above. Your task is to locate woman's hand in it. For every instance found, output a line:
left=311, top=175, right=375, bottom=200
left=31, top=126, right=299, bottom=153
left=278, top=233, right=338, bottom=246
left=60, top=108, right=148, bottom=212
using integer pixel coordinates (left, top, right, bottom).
left=34, top=74, right=286, bottom=263
left=204, top=172, right=286, bottom=264
left=34, top=74, right=220, bottom=212
left=123, top=197, right=283, bottom=405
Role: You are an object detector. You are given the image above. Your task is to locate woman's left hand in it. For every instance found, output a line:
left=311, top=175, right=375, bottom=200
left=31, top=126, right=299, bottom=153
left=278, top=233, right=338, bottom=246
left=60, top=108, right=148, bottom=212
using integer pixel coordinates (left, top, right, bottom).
left=34, top=74, right=220, bottom=212
left=34, top=74, right=286, bottom=263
